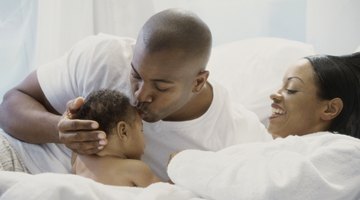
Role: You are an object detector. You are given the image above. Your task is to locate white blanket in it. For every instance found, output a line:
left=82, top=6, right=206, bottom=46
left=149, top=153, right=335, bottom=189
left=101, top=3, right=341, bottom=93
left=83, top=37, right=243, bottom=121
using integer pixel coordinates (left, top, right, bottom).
left=168, top=132, right=360, bottom=200
left=1, top=132, right=360, bottom=200
left=0, top=172, right=203, bottom=200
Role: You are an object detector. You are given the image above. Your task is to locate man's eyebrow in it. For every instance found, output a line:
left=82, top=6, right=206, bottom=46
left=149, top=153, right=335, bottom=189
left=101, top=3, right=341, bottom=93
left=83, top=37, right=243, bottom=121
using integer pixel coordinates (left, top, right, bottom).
left=287, top=76, right=304, bottom=84
left=152, top=79, right=174, bottom=84
left=130, top=63, right=174, bottom=84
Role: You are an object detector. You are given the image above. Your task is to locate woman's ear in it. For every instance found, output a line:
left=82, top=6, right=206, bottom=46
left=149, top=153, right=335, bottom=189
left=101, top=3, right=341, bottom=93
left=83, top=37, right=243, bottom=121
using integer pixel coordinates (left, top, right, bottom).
left=192, top=70, right=209, bottom=93
left=116, top=121, right=129, bottom=142
left=321, top=98, right=343, bottom=121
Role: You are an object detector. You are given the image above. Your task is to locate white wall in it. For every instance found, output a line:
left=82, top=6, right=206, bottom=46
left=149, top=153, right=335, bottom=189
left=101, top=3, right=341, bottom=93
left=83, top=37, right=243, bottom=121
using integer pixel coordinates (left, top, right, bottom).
left=306, top=0, right=360, bottom=55
left=1, top=0, right=360, bottom=99
left=32, top=0, right=360, bottom=65
left=153, top=0, right=306, bottom=46
left=0, top=0, right=37, bottom=98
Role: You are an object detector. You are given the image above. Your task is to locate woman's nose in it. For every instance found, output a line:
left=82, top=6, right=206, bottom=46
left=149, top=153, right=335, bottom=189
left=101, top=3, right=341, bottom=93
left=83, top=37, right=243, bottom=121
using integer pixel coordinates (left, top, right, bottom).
left=270, top=91, right=282, bottom=103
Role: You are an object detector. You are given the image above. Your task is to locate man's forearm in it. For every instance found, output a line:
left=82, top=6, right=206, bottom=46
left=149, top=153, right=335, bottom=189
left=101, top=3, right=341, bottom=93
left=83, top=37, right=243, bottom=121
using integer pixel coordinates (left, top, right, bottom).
left=0, top=89, right=61, bottom=144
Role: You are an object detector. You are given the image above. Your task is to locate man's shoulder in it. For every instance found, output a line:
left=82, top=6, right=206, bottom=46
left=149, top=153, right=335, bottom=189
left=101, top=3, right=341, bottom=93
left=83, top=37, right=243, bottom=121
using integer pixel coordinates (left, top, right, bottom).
left=66, top=33, right=135, bottom=67
left=94, top=33, right=136, bottom=45
left=70, top=34, right=136, bottom=54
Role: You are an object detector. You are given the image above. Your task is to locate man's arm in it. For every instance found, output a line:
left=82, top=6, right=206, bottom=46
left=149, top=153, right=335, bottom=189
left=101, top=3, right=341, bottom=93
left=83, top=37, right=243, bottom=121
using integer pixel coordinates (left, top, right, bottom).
left=0, top=70, right=106, bottom=154
left=0, top=71, right=61, bottom=143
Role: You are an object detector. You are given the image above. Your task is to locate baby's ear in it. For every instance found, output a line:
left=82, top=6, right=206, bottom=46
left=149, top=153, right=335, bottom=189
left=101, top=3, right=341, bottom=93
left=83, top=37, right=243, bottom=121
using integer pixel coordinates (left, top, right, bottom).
left=116, top=121, right=129, bottom=141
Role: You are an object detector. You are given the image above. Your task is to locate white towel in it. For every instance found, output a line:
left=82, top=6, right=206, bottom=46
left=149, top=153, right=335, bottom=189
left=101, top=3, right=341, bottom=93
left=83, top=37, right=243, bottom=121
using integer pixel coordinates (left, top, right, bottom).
left=168, top=132, right=360, bottom=200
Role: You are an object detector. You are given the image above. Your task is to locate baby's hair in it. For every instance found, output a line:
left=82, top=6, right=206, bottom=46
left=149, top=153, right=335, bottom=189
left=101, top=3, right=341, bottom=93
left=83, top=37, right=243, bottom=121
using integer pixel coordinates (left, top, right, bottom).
left=76, top=89, right=136, bottom=134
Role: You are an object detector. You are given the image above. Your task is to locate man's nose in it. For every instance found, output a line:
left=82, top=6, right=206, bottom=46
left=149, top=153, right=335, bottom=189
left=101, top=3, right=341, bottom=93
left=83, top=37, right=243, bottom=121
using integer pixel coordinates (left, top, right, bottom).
left=134, top=82, right=153, bottom=104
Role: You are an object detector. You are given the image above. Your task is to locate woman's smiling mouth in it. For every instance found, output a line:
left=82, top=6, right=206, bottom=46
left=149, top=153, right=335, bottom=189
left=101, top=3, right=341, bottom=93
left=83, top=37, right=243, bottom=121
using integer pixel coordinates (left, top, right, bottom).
left=270, top=104, right=286, bottom=119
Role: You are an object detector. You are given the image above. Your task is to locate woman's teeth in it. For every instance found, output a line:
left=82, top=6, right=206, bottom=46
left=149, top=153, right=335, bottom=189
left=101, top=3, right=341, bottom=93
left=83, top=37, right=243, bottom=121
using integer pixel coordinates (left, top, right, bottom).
left=272, top=108, right=285, bottom=115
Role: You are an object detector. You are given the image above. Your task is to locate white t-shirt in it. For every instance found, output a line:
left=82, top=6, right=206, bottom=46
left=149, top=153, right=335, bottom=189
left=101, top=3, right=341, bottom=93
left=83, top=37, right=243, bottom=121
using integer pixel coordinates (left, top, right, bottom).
left=6, top=34, right=272, bottom=179
left=142, top=81, right=271, bottom=180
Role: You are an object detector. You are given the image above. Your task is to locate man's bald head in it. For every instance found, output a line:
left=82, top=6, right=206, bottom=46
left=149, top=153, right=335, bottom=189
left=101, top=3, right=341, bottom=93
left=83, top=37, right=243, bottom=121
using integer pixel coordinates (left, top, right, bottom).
left=137, top=8, right=212, bottom=69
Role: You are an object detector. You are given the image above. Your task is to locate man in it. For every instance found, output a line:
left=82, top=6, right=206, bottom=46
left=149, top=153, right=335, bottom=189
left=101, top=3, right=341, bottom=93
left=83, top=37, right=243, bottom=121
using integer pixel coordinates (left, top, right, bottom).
left=0, top=8, right=271, bottom=179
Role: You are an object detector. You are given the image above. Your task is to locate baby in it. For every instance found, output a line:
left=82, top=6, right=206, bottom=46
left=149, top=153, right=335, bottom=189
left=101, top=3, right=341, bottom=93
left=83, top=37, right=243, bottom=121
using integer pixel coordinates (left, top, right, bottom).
left=71, top=89, right=161, bottom=187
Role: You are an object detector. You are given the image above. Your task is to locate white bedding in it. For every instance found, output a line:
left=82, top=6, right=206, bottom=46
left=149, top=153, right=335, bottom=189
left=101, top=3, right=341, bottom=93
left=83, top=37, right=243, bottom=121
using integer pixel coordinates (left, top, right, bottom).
left=1, top=132, right=360, bottom=199
left=168, top=132, right=360, bottom=200
left=0, top=172, right=202, bottom=200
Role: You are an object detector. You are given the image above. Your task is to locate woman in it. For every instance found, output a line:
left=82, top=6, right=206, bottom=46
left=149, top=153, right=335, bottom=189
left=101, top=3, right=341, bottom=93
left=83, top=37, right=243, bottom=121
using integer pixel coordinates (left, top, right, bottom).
left=167, top=52, right=360, bottom=200
left=268, top=52, right=360, bottom=139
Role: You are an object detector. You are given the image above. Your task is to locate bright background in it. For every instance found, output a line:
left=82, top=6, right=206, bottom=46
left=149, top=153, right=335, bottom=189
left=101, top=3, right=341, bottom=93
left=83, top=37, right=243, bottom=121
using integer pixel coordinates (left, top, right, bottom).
left=1, top=0, right=360, bottom=99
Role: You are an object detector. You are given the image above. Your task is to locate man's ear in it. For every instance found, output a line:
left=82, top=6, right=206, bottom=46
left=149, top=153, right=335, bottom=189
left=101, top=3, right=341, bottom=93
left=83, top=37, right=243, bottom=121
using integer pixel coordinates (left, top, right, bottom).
left=116, top=121, right=129, bottom=141
left=321, top=98, right=343, bottom=121
left=192, top=70, right=209, bottom=93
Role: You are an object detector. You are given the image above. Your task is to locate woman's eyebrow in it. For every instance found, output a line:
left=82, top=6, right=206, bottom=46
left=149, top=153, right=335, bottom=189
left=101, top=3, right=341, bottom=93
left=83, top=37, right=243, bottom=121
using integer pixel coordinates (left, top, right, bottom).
left=287, top=76, right=304, bottom=84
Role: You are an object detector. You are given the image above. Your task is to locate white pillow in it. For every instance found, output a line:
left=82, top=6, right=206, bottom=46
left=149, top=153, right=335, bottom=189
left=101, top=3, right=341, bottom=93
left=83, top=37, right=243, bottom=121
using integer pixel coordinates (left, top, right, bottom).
left=208, top=37, right=315, bottom=125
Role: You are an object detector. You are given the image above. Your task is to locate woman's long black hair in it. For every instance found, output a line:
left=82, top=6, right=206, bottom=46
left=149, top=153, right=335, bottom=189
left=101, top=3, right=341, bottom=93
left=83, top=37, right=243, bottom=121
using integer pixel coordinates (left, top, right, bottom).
left=305, top=52, right=360, bottom=139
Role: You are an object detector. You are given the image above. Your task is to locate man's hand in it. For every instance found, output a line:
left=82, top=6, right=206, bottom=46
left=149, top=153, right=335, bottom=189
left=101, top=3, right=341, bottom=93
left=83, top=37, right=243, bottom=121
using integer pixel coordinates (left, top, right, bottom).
left=58, top=97, right=107, bottom=155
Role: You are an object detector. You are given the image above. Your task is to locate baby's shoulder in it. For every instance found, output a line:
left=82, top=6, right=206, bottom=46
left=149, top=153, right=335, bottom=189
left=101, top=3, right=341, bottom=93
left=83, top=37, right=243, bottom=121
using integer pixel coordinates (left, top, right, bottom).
left=110, top=159, right=150, bottom=173
left=122, top=159, right=152, bottom=172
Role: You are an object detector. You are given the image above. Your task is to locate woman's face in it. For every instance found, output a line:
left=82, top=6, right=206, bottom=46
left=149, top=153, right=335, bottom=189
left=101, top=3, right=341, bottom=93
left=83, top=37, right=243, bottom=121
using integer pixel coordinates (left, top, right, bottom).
left=268, top=59, right=328, bottom=138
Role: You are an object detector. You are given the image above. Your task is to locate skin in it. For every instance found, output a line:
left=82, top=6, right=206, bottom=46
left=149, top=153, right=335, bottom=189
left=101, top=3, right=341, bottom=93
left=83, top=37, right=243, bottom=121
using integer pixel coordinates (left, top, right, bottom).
left=0, top=71, right=106, bottom=154
left=96, top=111, right=145, bottom=159
left=267, top=59, right=336, bottom=138
left=0, top=72, right=65, bottom=143
left=130, top=40, right=212, bottom=122
left=74, top=112, right=160, bottom=187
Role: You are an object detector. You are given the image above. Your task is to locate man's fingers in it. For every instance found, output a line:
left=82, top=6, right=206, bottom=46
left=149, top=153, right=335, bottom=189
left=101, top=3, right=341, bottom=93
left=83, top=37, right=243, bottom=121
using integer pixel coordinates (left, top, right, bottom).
left=57, top=117, right=106, bottom=155
left=58, top=119, right=99, bottom=132
left=59, top=130, right=107, bottom=155
left=66, top=97, right=85, bottom=115
left=66, top=141, right=104, bottom=155
left=59, top=130, right=106, bottom=142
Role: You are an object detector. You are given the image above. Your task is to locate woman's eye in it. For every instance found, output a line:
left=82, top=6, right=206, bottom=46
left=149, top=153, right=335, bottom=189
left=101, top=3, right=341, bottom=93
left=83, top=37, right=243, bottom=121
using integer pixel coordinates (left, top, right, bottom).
left=286, top=89, right=297, bottom=94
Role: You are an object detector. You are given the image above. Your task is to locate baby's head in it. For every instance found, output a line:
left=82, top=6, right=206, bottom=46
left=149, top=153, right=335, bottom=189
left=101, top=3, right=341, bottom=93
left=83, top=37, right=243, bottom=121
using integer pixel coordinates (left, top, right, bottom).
left=76, top=89, right=145, bottom=159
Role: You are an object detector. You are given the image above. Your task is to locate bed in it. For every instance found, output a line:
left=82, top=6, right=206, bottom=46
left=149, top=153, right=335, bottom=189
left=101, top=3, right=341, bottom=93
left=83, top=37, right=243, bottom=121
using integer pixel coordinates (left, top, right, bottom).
left=4, top=37, right=349, bottom=200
